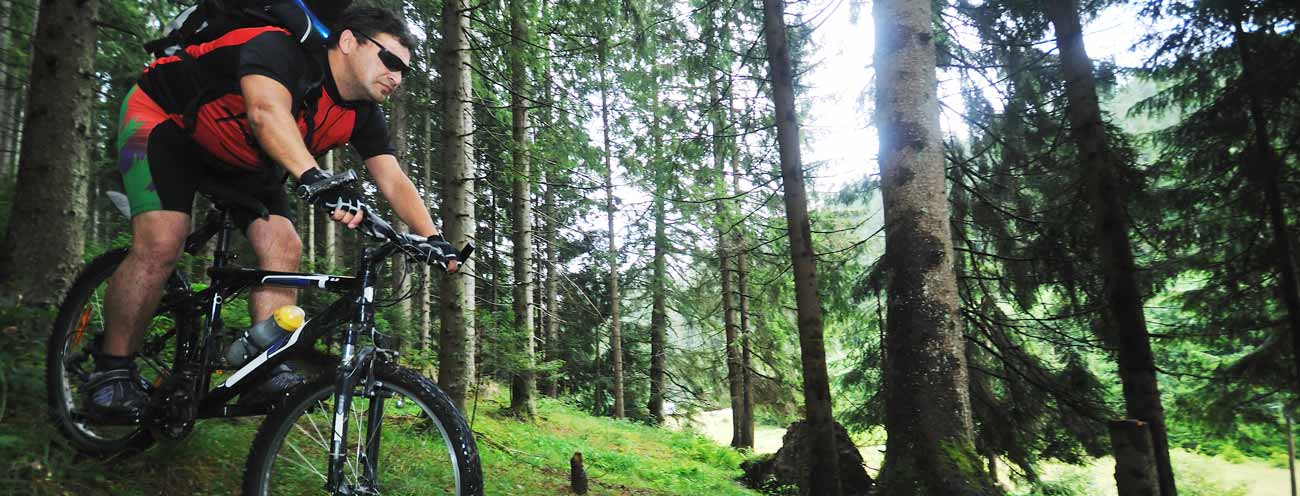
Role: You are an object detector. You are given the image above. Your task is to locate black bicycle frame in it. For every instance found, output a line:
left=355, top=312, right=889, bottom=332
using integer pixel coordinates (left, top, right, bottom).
left=163, top=207, right=400, bottom=492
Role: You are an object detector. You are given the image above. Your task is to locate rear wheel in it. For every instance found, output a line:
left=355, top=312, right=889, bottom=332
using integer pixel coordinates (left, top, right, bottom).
left=243, top=365, right=483, bottom=495
left=45, top=249, right=189, bottom=457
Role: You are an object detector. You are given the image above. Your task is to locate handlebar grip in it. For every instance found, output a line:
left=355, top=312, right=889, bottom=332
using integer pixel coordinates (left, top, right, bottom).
left=296, top=169, right=359, bottom=202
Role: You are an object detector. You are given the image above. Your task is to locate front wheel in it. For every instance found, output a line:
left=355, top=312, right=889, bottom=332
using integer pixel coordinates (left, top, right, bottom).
left=243, top=365, right=483, bottom=495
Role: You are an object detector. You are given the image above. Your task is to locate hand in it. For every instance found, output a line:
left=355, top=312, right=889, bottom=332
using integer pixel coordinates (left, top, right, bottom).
left=407, top=234, right=460, bottom=271
left=299, top=167, right=365, bottom=229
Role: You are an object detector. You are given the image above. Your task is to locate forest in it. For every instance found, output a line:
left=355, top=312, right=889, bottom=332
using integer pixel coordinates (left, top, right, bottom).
left=0, top=0, right=1298, bottom=494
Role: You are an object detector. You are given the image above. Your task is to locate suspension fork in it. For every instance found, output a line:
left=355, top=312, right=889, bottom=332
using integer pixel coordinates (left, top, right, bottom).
left=360, top=358, right=386, bottom=486
left=326, top=247, right=383, bottom=494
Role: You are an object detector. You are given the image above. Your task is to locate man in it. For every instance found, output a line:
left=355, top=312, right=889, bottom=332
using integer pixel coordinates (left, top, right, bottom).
left=84, top=7, right=455, bottom=423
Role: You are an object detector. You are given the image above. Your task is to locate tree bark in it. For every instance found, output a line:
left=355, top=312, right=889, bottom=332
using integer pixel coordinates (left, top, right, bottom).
left=1109, top=420, right=1160, bottom=496
left=733, top=147, right=754, bottom=449
left=538, top=3, right=560, bottom=397
left=1288, top=413, right=1296, bottom=496
left=321, top=151, right=337, bottom=270
left=1047, top=3, right=1174, bottom=495
left=0, top=0, right=14, bottom=175
left=389, top=91, right=412, bottom=339
left=438, top=0, right=477, bottom=411
left=0, top=0, right=97, bottom=306
left=598, top=38, right=624, bottom=419
left=872, top=0, right=998, bottom=494
left=705, top=9, right=745, bottom=449
left=542, top=174, right=559, bottom=396
left=647, top=71, right=667, bottom=424
left=760, top=0, right=841, bottom=493
left=4, top=1, right=35, bottom=180
left=508, top=0, right=536, bottom=417
left=420, top=80, right=435, bottom=349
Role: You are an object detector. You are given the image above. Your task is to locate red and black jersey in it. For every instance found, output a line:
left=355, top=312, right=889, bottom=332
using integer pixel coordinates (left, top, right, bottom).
left=136, top=26, right=395, bottom=171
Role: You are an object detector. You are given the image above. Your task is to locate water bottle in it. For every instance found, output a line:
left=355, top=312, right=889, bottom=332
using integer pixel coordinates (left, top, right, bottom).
left=224, top=305, right=305, bottom=367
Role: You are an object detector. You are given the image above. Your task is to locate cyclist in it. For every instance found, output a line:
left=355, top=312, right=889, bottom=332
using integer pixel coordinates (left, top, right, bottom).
left=84, top=6, right=458, bottom=424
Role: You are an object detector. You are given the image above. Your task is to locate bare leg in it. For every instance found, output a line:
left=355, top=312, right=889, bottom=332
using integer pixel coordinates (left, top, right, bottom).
left=102, top=211, right=191, bottom=356
left=247, top=215, right=303, bottom=321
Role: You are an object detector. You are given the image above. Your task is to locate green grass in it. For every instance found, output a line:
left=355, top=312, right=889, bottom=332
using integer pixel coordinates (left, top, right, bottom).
left=0, top=315, right=755, bottom=495
left=471, top=396, right=754, bottom=495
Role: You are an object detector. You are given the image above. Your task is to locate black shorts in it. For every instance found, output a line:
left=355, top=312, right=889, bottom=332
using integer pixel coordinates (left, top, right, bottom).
left=118, top=86, right=292, bottom=231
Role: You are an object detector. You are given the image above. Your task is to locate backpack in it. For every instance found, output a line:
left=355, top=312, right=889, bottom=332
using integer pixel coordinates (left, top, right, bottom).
left=144, top=0, right=351, bottom=57
left=143, top=0, right=351, bottom=139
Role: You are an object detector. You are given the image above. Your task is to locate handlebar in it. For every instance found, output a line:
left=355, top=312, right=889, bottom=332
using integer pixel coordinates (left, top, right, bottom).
left=297, top=169, right=474, bottom=269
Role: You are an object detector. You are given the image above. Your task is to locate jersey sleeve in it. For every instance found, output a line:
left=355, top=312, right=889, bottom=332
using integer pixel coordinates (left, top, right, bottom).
left=237, top=31, right=310, bottom=95
left=350, top=105, right=398, bottom=160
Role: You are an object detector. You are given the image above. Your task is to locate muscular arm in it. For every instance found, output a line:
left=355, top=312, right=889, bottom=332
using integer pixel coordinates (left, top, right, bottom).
left=241, top=74, right=317, bottom=179
left=365, top=154, right=438, bottom=238
left=367, top=154, right=458, bottom=271
left=242, top=73, right=363, bottom=228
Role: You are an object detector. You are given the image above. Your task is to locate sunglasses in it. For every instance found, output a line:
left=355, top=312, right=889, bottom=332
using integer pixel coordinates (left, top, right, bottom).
left=354, top=31, right=411, bottom=76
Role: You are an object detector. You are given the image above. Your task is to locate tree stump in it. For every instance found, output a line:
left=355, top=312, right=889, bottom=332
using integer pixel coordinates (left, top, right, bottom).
left=570, top=451, right=588, bottom=494
left=1109, top=419, right=1160, bottom=496
left=739, top=420, right=873, bottom=495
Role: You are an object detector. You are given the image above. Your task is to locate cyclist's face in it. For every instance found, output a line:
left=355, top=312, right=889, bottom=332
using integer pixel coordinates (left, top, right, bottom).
left=347, top=31, right=410, bottom=103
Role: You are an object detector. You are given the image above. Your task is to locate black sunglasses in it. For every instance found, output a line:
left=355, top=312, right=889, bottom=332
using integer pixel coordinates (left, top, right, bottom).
left=354, top=31, right=410, bottom=76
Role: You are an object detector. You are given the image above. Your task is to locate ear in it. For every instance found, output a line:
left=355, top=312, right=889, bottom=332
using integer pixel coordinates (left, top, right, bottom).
left=339, top=29, right=357, bottom=55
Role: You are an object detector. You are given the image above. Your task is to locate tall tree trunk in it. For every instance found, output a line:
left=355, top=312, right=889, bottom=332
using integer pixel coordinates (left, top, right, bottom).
left=322, top=151, right=337, bottom=270
left=716, top=144, right=742, bottom=449
left=420, top=79, right=435, bottom=350
left=540, top=32, right=559, bottom=396
left=0, top=0, right=97, bottom=305
left=438, top=0, right=477, bottom=411
left=592, top=326, right=602, bottom=415
left=508, top=0, right=536, bottom=417
left=647, top=71, right=667, bottom=425
left=704, top=9, right=744, bottom=449
left=483, top=158, right=497, bottom=375
left=598, top=38, right=624, bottom=419
left=542, top=173, right=559, bottom=396
left=733, top=146, right=754, bottom=449
left=305, top=176, right=316, bottom=266
left=872, top=0, right=997, bottom=494
left=1229, top=11, right=1300, bottom=403
left=1047, top=3, right=1175, bottom=495
left=0, top=0, right=14, bottom=176
left=760, top=0, right=841, bottom=493
left=390, top=92, right=412, bottom=341
left=4, top=0, right=34, bottom=182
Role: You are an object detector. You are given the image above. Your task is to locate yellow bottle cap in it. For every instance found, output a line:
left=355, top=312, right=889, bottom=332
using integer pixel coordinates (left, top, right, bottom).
left=272, top=305, right=305, bottom=332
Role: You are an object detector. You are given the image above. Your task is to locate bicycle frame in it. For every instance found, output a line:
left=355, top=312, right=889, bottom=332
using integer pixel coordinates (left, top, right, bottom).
left=156, top=206, right=402, bottom=492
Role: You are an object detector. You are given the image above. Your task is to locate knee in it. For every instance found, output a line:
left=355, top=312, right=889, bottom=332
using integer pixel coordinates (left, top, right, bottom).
left=130, top=231, right=186, bottom=268
left=260, top=232, right=303, bottom=269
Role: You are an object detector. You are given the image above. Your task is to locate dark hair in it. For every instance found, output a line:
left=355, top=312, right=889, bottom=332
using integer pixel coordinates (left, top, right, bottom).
left=327, top=6, right=416, bottom=52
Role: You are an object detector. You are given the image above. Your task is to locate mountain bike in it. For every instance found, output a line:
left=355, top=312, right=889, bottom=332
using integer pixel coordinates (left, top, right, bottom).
left=45, top=170, right=483, bottom=495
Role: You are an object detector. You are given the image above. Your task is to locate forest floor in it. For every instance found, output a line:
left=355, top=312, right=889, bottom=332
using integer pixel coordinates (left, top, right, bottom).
left=688, top=408, right=1292, bottom=495
left=0, top=317, right=758, bottom=495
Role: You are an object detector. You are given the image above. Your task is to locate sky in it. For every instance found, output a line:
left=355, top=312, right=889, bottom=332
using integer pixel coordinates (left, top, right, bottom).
left=797, top=0, right=1159, bottom=192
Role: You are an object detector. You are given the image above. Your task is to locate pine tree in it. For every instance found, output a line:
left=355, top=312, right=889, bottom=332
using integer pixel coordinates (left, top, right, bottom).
left=0, top=0, right=98, bottom=306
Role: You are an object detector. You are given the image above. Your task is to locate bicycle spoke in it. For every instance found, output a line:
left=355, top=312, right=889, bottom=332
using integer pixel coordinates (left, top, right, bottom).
left=294, top=420, right=327, bottom=451
left=284, top=437, right=328, bottom=481
left=349, top=405, right=363, bottom=486
left=304, top=403, right=329, bottom=448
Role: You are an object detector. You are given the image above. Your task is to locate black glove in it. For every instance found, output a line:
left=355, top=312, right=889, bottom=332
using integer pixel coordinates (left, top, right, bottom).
left=406, top=234, right=459, bottom=266
left=298, top=167, right=362, bottom=215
